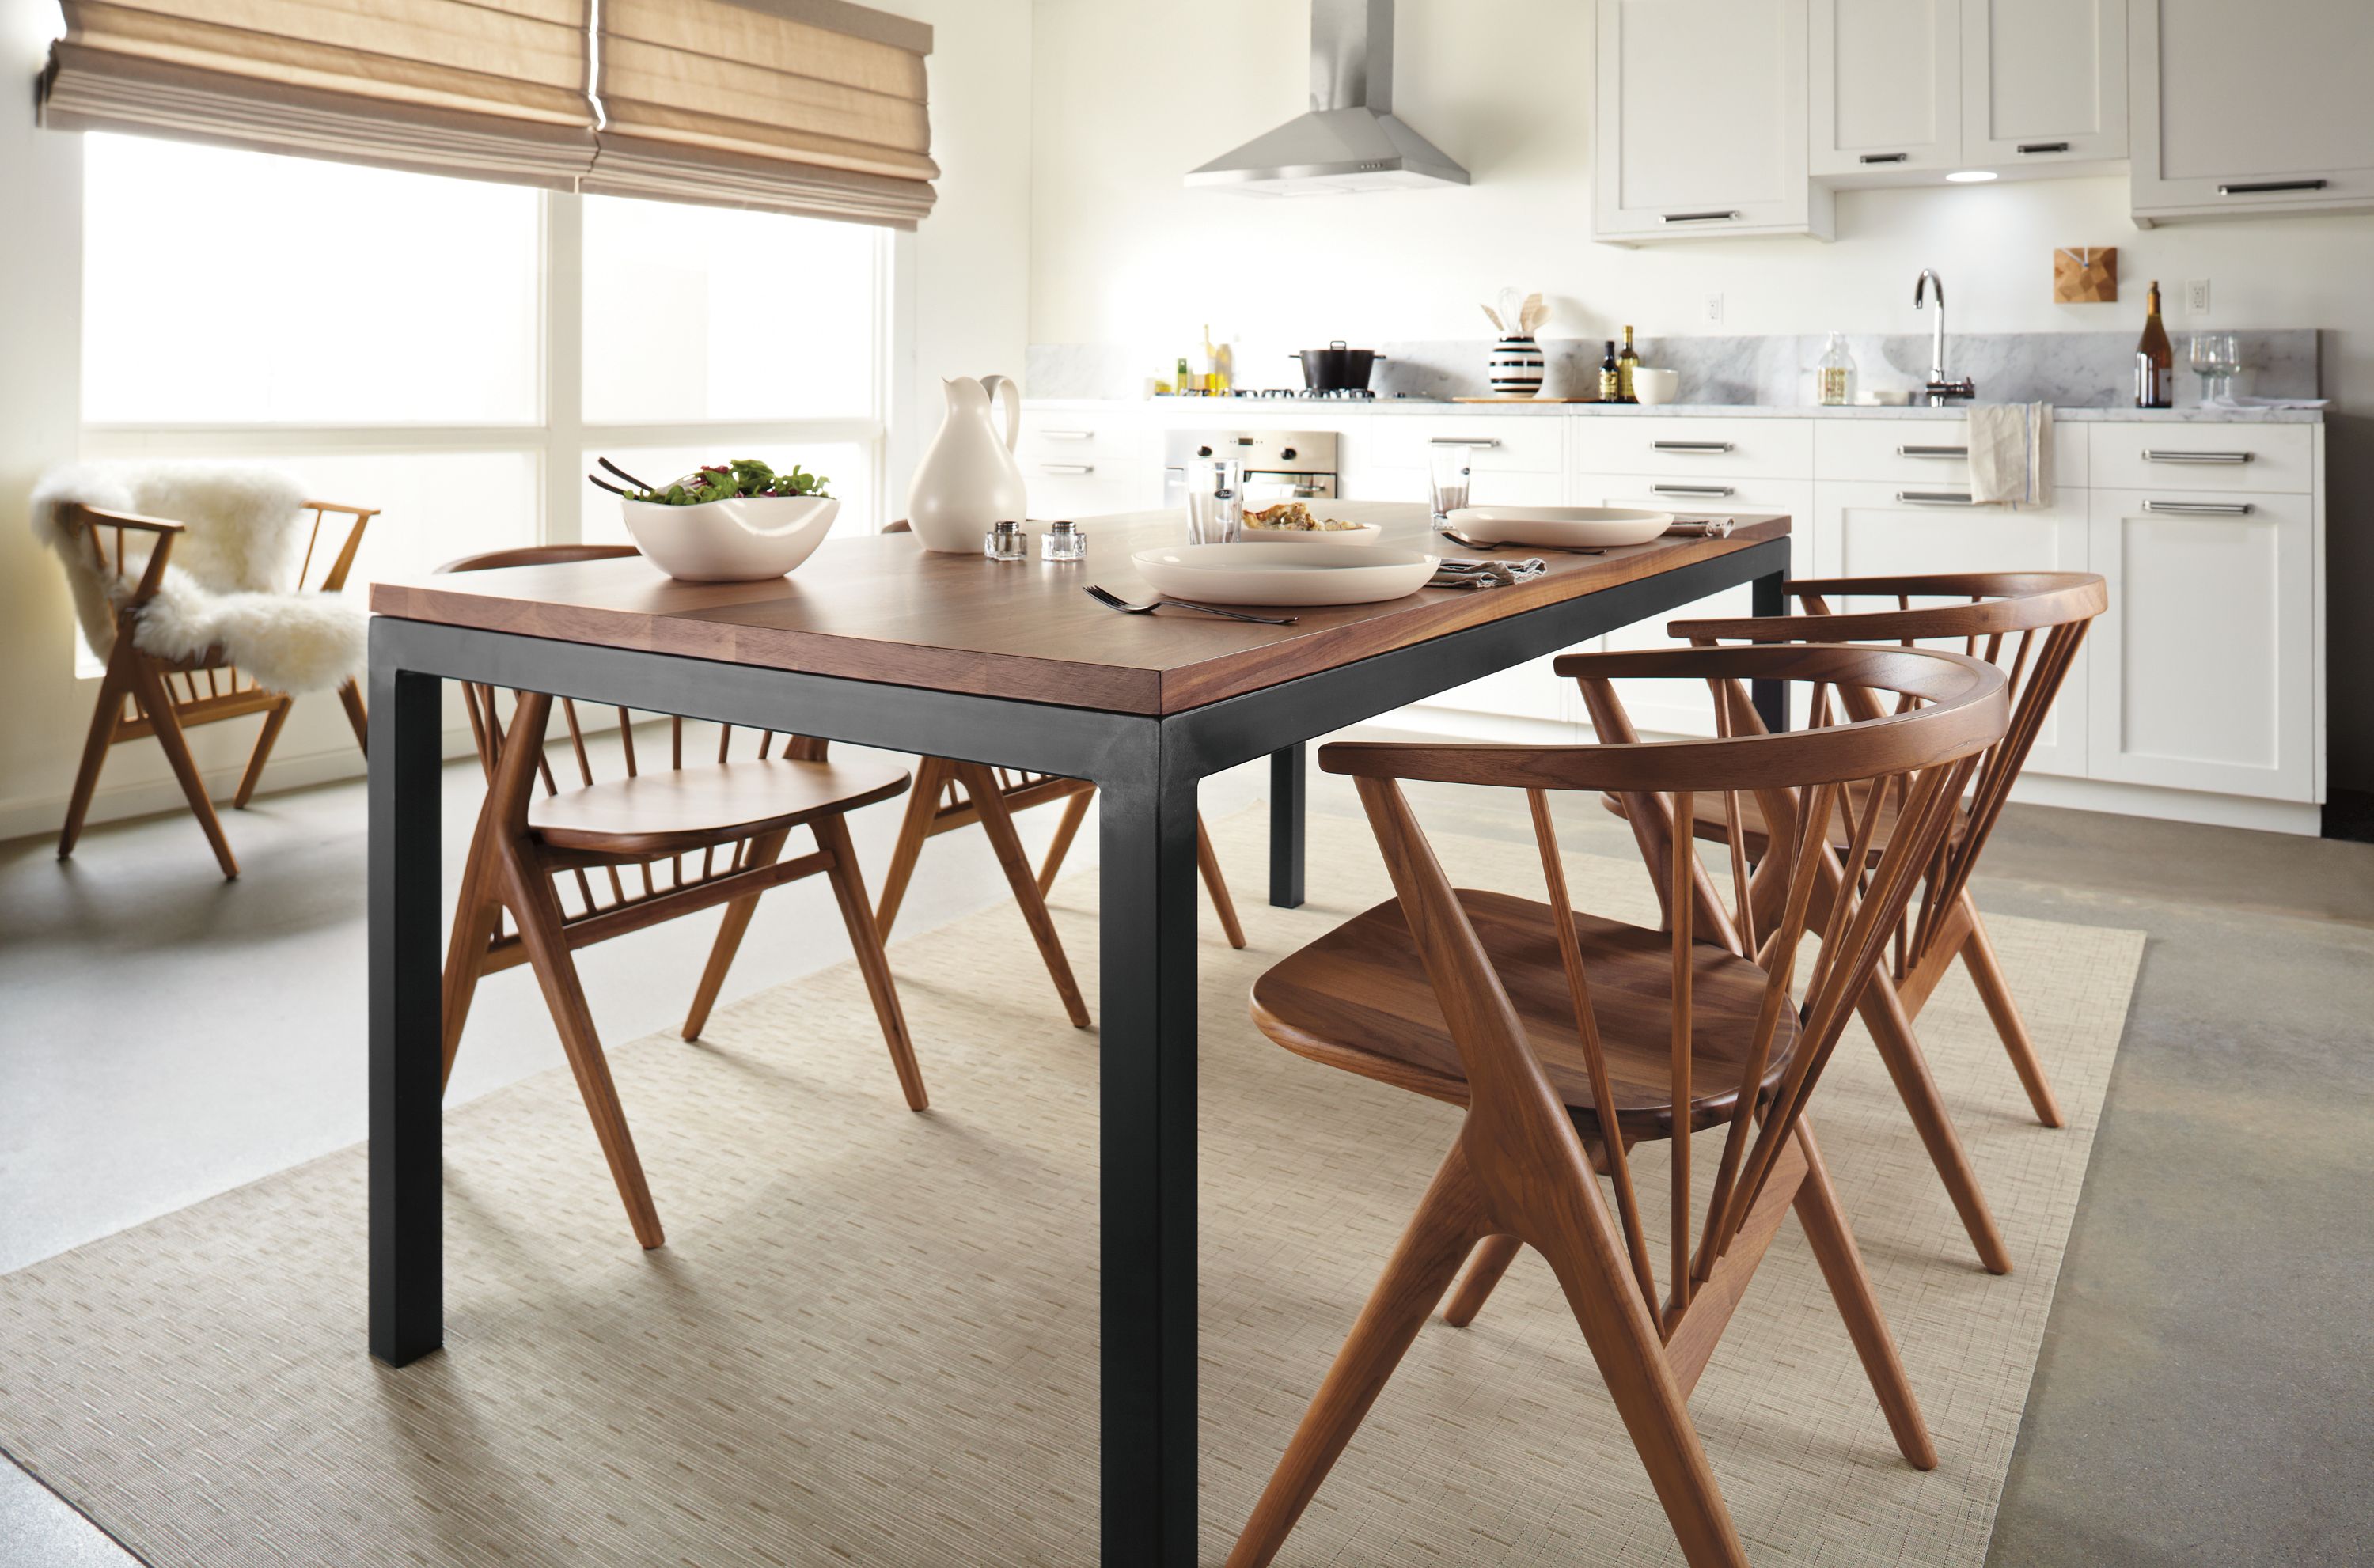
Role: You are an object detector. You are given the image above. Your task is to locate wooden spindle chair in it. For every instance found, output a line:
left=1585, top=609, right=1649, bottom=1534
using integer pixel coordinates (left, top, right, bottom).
left=55, top=498, right=379, bottom=879
left=1227, top=643, right=2008, bottom=1568
left=437, top=544, right=927, bottom=1250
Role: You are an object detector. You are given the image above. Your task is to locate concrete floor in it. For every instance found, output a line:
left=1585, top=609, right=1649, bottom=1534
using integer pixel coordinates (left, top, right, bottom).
left=2, top=744, right=2370, bottom=1566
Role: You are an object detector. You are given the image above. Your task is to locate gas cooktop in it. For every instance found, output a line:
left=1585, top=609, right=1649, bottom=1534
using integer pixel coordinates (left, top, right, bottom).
left=1157, top=388, right=1424, bottom=401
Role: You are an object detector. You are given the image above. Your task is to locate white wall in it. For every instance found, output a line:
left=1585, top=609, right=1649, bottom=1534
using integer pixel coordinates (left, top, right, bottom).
left=0, top=0, right=1034, bottom=843
left=1029, top=0, right=2374, bottom=795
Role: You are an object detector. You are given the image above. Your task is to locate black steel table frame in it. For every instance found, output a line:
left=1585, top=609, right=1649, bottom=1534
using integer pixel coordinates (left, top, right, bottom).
left=368, top=537, right=1787, bottom=1566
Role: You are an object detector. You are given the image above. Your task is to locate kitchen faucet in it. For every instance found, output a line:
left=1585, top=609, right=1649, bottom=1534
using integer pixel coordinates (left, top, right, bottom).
left=1913, top=269, right=1977, bottom=405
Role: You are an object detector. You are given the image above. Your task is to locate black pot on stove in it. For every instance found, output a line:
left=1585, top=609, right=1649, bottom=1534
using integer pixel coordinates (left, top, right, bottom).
left=1291, top=341, right=1386, bottom=392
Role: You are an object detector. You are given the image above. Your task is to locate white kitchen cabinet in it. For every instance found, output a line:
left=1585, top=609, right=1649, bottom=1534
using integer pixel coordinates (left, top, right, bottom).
left=1812, top=479, right=2090, bottom=777
left=1811, top=0, right=1962, bottom=179
left=1017, top=408, right=1157, bottom=519
left=1592, top=0, right=1834, bottom=241
left=1960, top=0, right=2126, bottom=169
left=2086, top=487, right=2317, bottom=800
left=2130, top=0, right=2374, bottom=224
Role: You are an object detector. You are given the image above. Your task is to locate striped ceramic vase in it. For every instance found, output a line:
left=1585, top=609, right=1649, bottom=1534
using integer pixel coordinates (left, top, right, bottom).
left=1488, top=335, right=1546, bottom=397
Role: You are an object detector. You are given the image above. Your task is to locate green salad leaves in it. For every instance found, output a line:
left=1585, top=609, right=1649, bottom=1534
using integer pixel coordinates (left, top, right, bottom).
left=629, top=458, right=831, bottom=506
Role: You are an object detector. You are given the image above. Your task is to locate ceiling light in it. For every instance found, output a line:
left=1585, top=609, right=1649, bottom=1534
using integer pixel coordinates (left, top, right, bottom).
left=1946, top=169, right=1999, bottom=184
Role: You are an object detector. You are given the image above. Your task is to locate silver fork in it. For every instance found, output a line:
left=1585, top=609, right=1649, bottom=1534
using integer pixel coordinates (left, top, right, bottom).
left=1083, top=584, right=1299, bottom=625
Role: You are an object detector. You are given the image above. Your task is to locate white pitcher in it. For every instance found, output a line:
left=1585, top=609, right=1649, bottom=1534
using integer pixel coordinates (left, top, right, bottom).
left=906, top=374, right=1026, bottom=554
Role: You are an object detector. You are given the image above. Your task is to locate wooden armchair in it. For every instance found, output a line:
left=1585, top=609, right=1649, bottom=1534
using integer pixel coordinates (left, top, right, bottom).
left=1227, top=643, right=2008, bottom=1568
left=55, top=498, right=379, bottom=879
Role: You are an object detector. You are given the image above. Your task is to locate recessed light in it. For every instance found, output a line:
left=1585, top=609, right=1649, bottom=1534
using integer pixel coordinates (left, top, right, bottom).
left=1946, top=169, right=1999, bottom=184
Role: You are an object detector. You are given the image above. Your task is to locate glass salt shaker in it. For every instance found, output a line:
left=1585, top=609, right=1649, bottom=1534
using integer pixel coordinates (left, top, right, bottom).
left=1040, top=518, right=1085, bottom=561
left=983, top=520, right=1028, bottom=561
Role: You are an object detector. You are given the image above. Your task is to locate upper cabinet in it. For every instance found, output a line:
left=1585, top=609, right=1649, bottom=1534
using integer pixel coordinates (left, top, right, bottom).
left=1811, top=0, right=1961, bottom=179
left=2130, top=0, right=2374, bottom=225
left=1960, top=0, right=2127, bottom=167
left=1593, top=0, right=1835, bottom=241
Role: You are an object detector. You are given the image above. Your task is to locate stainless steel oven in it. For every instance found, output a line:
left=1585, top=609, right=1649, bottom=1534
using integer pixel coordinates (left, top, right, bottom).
left=1161, top=429, right=1340, bottom=510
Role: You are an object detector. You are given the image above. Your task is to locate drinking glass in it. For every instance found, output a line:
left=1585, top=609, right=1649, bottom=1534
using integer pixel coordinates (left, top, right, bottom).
left=2189, top=332, right=2239, bottom=402
left=1185, top=459, right=1242, bottom=545
left=1428, top=443, right=1473, bottom=532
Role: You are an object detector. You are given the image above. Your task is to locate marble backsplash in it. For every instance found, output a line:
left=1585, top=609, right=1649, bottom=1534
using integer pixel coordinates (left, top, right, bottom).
left=1026, top=331, right=2321, bottom=406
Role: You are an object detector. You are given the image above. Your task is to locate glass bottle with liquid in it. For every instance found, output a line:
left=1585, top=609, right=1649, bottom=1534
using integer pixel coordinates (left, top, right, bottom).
left=2134, top=282, right=2174, bottom=409
left=1617, top=326, right=1640, bottom=403
left=1598, top=339, right=1621, bottom=402
left=1816, top=332, right=1857, bottom=407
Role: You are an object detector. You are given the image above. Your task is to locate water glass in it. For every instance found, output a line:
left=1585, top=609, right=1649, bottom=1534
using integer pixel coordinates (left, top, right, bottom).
left=1185, top=460, right=1242, bottom=545
left=1428, top=443, right=1473, bottom=532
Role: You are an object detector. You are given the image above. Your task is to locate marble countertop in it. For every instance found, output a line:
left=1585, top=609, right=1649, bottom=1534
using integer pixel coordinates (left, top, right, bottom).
left=1027, top=397, right=2324, bottom=423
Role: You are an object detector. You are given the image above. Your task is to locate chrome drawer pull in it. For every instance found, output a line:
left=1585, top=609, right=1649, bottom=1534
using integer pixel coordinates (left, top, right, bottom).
left=1896, top=490, right=1975, bottom=505
left=2218, top=180, right=2327, bottom=195
left=1652, top=441, right=1735, bottom=453
left=1039, top=464, right=1095, bottom=475
left=1652, top=483, right=1735, bottom=498
left=2144, top=499, right=2254, bottom=515
left=1897, top=444, right=1969, bottom=457
left=1430, top=437, right=1501, bottom=448
left=1660, top=210, right=1740, bottom=223
left=2142, top=449, right=2254, bottom=464
left=1860, top=152, right=1909, bottom=165
left=1041, top=430, right=1094, bottom=440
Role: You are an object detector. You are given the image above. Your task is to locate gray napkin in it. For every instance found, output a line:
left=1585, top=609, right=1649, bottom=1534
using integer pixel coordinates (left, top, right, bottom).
left=1431, top=557, right=1549, bottom=589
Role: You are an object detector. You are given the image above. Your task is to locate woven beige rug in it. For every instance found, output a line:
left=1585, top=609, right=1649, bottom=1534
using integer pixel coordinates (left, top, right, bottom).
left=0, top=803, right=2141, bottom=1567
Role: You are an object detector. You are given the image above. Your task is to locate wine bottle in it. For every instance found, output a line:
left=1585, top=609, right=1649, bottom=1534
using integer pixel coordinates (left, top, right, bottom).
left=1617, top=326, right=1640, bottom=403
left=1599, top=339, right=1621, bottom=402
left=2134, top=282, right=2174, bottom=409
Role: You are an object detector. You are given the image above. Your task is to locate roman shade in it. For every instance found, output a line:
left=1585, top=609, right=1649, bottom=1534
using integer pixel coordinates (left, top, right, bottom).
left=588, top=0, right=939, bottom=229
left=39, top=0, right=598, bottom=191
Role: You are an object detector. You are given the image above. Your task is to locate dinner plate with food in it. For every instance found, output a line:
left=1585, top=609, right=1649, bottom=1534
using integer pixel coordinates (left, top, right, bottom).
left=1238, top=500, right=1382, bottom=544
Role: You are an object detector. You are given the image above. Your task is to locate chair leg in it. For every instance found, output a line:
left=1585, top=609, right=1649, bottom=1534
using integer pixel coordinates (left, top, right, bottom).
left=1857, top=974, right=2013, bottom=1274
left=336, top=676, right=369, bottom=755
left=1196, top=812, right=1249, bottom=949
left=1227, top=1141, right=1490, bottom=1568
left=233, top=695, right=295, bottom=809
left=59, top=650, right=131, bottom=860
left=955, top=760, right=1090, bottom=1030
left=1956, top=891, right=2065, bottom=1128
left=128, top=655, right=238, bottom=880
left=682, top=829, right=788, bottom=1041
left=496, top=837, right=665, bottom=1248
left=1036, top=786, right=1094, bottom=895
left=1789, top=1119, right=1937, bottom=1471
left=1440, top=1232, right=1523, bottom=1327
left=816, top=812, right=929, bottom=1112
left=439, top=801, right=506, bottom=1093
left=873, top=755, right=946, bottom=942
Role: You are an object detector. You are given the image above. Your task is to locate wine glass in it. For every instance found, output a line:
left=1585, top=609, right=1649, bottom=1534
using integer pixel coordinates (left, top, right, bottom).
left=2189, top=332, right=2239, bottom=403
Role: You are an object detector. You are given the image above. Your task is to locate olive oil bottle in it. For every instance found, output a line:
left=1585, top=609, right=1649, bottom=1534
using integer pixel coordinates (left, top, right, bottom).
left=1616, top=326, right=1640, bottom=403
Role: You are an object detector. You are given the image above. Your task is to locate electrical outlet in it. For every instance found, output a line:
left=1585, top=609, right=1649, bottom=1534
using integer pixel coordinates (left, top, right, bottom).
left=2186, top=278, right=2211, bottom=315
left=1704, top=293, right=1724, bottom=324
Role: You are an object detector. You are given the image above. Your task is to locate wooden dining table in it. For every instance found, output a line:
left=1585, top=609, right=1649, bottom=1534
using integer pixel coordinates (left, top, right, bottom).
left=365, top=499, right=1790, bottom=1565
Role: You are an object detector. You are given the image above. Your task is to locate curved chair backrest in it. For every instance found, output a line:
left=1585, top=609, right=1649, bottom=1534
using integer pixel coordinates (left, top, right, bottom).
left=1322, top=643, right=2007, bottom=1331
left=1670, top=571, right=2104, bottom=977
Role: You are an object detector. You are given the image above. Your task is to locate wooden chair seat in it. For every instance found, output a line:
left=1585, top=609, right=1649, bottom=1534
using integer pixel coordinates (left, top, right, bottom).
left=1602, top=779, right=1970, bottom=857
left=1252, top=889, right=1796, bottom=1137
left=530, top=755, right=911, bottom=855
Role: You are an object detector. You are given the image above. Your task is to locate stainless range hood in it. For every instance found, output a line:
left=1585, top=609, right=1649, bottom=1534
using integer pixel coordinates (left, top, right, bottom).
left=1186, top=0, right=1469, bottom=196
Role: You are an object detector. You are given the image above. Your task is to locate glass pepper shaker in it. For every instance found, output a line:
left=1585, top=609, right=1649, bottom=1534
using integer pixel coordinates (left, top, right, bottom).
left=983, top=519, right=1028, bottom=561
left=1040, top=518, right=1085, bottom=561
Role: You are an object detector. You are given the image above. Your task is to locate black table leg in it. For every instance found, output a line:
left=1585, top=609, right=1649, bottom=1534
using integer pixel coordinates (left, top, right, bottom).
left=369, top=637, right=444, bottom=1366
left=1098, top=734, right=1201, bottom=1566
left=1268, top=743, right=1305, bottom=908
left=1751, top=559, right=1792, bottom=734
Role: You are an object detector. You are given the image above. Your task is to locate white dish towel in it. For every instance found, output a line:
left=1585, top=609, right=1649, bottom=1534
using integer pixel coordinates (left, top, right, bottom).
left=1966, top=402, right=2054, bottom=508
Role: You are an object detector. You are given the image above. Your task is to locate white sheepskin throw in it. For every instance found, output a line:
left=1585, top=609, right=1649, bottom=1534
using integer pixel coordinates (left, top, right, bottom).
left=29, top=461, right=367, bottom=695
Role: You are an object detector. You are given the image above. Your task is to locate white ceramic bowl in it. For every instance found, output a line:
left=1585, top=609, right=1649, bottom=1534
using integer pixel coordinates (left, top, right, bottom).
left=620, top=494, right=839, bottom=582
left=1632, top=367, right=1681, bottom=406
left=1445, top=506, right=1672, bottom=548
left=1131, top=542, right=1438, bottom=607
left=1236, top=519, right=1383, bottom=545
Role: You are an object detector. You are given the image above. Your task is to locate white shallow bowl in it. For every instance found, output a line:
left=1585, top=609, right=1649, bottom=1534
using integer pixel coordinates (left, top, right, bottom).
left=1632, top=367, right=1681, bottom=406
left=1446, top=506, right=1671, bottom=548
left=1131, top=542, right=1438, bottom=607
left=620, top=494, right=839, bottom=582
left=1236, top=519, right=1383, bottom=545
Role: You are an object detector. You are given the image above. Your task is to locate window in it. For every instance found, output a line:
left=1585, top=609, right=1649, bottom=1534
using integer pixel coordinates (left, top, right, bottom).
left=78, top=135, right=893, bottom=614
